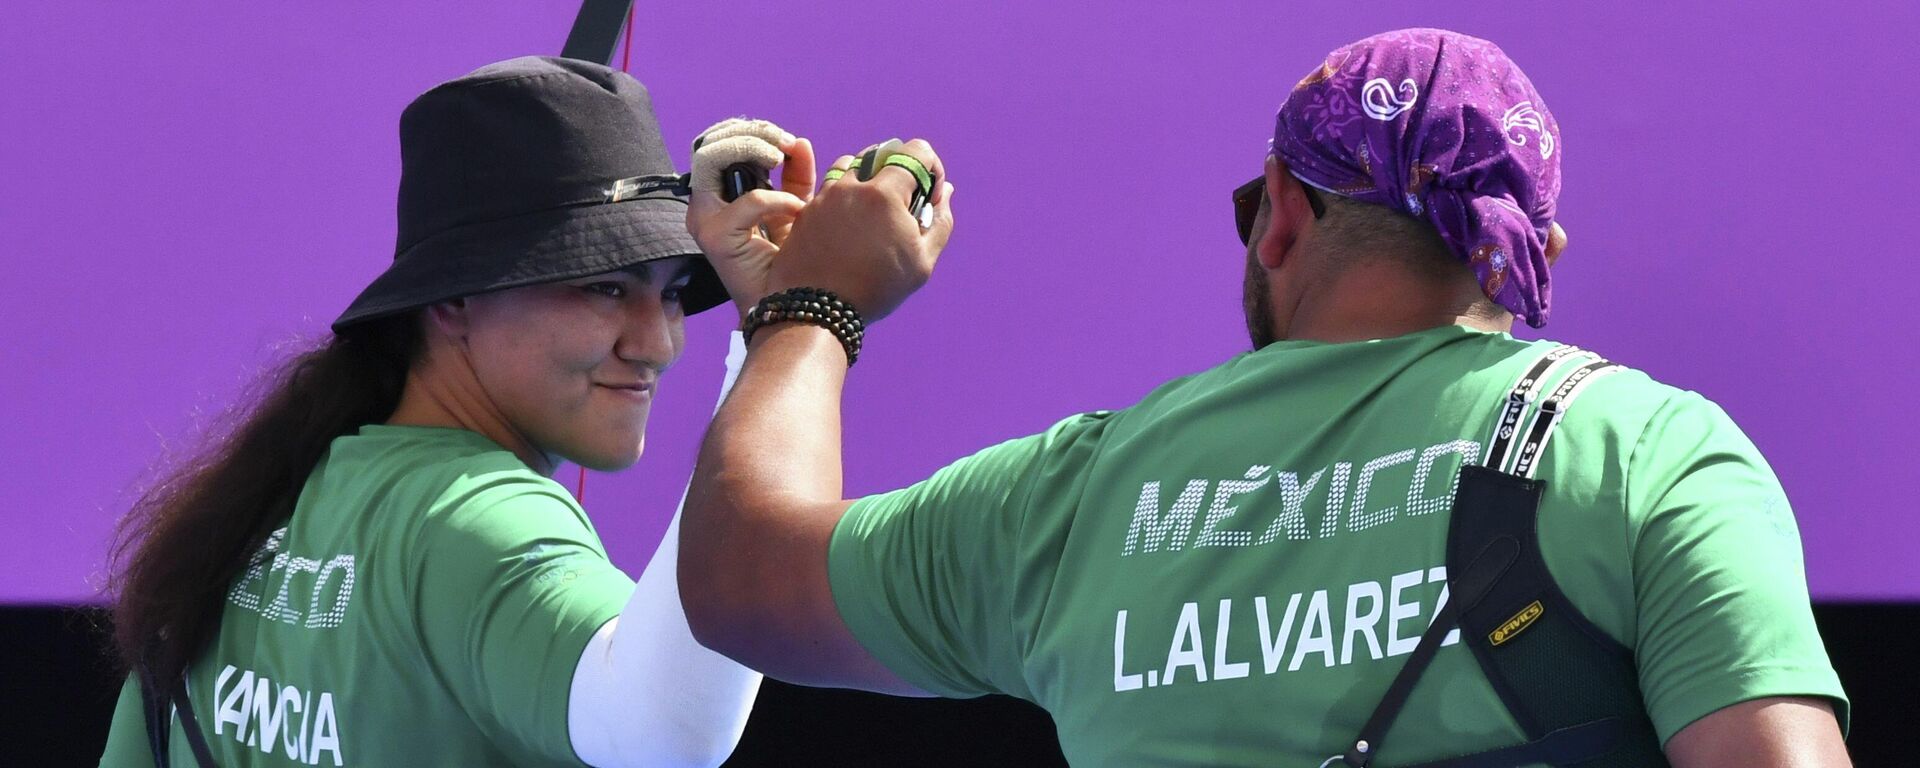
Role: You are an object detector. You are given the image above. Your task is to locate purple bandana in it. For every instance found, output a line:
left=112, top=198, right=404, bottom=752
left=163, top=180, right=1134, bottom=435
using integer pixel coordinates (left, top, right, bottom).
left=1272, top=29, right=1563, bottom=327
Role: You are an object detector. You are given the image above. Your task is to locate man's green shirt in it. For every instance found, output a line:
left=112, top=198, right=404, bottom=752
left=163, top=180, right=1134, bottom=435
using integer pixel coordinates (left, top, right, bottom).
left=101, top=425, right=635, bottom=766
left=830, top=325, right=1846, bottom=766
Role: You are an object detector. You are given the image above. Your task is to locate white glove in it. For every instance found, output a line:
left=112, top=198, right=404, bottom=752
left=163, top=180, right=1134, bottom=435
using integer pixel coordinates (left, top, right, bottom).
left=689, top=118, right=792, bottom=198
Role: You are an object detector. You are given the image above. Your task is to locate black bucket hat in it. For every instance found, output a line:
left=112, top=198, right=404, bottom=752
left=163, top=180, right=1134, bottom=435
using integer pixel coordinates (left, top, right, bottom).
left=333, top=56, right=725, bottom=331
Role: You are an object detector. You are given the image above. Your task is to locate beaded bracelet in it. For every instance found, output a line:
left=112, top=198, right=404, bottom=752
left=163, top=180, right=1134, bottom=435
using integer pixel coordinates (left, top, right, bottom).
left=741, top=287, right=865, bottom=366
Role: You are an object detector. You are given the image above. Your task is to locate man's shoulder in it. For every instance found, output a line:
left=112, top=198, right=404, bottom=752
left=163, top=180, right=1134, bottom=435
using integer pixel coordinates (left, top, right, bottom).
left=1547, top=353, right=1737, bottom=453
left=1558, top=361, right=1685, bottom=425
left=1108, top=329, right=1581, bottom=423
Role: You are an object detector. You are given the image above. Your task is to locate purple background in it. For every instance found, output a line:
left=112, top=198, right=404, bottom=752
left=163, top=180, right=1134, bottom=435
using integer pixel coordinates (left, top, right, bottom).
left=3, top=2, right=1915, bottom=603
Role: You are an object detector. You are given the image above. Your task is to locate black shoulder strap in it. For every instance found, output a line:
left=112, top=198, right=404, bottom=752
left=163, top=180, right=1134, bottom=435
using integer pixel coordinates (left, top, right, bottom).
left=137, top=669, right=171, bottom=768
left=1506, top=359, right=1621, bottom=480
left=1480, top=346, right=1587, bottom=474
left=1327, top=345, right=1665, bottom=768
left=172, top=674, right=220, bottom=767
left=139, top=667, right=219, bottom=768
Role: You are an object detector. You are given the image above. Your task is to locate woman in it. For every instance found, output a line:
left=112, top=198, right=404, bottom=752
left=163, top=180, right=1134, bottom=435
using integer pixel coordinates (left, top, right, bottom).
left=99, top=56, right=783, bottom=767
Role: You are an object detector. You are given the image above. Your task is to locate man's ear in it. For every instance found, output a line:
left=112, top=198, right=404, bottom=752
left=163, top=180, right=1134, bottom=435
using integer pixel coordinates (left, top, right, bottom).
left=1545, top=222, right=1569, bottom=267
left=1257, top=155, right=1312, bottom=270
left=424, top=298, right=470, bottom=339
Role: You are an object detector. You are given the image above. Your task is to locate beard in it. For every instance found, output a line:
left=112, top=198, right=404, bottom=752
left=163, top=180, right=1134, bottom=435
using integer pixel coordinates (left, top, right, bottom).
left=1243, top=247, right=1277, bottom=349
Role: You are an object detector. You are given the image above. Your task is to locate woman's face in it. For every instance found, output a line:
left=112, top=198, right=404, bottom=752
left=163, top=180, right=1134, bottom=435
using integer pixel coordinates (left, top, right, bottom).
left=459, top=257, right=694, bottom=471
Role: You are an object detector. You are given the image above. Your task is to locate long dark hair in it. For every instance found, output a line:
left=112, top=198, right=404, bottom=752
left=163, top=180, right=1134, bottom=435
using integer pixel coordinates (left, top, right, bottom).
left=108, top=314, right=421, bottom=683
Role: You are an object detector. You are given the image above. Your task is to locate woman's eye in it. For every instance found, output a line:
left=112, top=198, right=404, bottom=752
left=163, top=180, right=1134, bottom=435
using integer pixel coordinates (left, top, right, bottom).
left=662, top=284, right=688, bottom=304
left=584, top=282, right=627, bottom=298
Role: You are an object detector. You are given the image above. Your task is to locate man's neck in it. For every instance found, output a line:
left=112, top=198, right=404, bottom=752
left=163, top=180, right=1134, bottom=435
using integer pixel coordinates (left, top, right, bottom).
left=1280, top=262, right=1513, bottom=343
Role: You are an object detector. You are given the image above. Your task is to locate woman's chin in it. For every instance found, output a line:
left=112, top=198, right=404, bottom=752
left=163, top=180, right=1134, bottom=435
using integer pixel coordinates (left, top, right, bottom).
left=569, top=435, right=645, bottom=473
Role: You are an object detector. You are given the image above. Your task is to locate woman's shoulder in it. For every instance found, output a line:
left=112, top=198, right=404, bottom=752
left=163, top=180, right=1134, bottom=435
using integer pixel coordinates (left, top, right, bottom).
left=318, top=424, right=584, bottom=534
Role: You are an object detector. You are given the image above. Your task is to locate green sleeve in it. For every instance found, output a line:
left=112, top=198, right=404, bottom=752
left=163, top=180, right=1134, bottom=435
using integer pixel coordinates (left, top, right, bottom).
left=1626, top=393, right=1849, bottom=743
left=412, top=477, right=636, bottom=765
left=98, top=676, right=156, bottom=767
left=829, top=413, right=1112, bottom=700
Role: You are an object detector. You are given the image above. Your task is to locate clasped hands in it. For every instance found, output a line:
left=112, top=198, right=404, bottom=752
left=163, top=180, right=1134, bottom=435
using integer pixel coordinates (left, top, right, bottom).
left=684, top=118, right=955, bottom=326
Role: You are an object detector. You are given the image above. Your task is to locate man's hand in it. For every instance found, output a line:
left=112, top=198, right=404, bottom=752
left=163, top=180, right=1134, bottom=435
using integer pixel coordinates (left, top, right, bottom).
left=766, top=139, right=955, bottom=323
left=685, top=118, right=816, bottom=321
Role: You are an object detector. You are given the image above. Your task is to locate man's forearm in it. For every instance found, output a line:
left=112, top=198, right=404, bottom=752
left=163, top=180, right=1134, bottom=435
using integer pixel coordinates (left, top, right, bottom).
left=702, top=323, right=848, bottom=508
left=681, top=322, right=853, bottom=677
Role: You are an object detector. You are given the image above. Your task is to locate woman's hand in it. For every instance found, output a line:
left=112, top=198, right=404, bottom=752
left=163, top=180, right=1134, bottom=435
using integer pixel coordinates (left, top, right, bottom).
left=686, top=118, right=817, bottom=322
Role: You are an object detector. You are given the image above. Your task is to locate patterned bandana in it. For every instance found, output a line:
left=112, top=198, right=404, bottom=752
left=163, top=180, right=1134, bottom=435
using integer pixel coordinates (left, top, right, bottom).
left=1272, top=29, right=1562, bottom=327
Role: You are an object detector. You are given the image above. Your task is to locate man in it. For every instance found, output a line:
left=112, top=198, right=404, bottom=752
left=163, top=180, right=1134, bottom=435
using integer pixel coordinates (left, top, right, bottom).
left=679, top=29, right=1849, bottom=766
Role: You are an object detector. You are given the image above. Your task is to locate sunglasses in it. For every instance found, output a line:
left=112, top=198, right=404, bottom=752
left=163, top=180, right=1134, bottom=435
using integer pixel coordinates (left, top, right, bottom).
left=1233, top=173, right=1326, bottom=245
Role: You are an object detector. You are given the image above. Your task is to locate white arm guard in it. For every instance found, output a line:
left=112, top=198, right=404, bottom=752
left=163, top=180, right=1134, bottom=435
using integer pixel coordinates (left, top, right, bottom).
left=569, top=333, right=760, bottom=767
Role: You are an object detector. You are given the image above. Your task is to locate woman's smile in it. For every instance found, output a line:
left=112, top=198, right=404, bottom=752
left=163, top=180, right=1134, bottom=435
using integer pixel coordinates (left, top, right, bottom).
left=594, top=378, right=655, bottom=405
